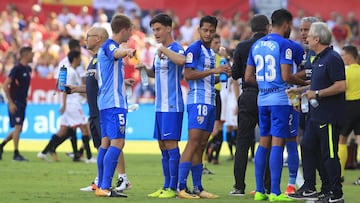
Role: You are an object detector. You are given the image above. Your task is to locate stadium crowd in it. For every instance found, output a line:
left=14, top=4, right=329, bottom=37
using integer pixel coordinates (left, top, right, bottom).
left=0, top=2, right=359, bottom=83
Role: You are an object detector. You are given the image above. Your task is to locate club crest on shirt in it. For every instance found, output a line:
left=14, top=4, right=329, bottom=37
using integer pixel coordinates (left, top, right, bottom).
left=186, top=52, right=193, bottom=63
left=109, top=44, right=116, bottom=52
left=119, top=126, right=125, bottom=134
left=197, top=116, right=204, bottom=124
left=285, top=48, right=292, bottom=60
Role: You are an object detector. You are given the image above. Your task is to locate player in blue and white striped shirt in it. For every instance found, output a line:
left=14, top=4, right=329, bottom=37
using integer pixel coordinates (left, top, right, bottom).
left=96, top=14, right=136, bottom=198
left=139, top=13, right=186, bottom=199
left=177, top=16, right=230, bottom=199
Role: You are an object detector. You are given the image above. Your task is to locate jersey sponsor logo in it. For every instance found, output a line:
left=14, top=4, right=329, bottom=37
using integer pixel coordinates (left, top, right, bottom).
left=197, top=116, right=204, bottom=124
left=86, top=69, right=96, bottom=77
left=109, top=44, right=116, bottom=52
left=186, top=52, right=193, bottom=63
left=285, top=48, right=292, bottom=60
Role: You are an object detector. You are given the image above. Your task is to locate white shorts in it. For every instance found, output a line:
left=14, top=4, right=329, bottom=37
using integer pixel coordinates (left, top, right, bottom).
left=225, top=92, right=238, bottom=127
left=60, top=102, right=87, bottom=127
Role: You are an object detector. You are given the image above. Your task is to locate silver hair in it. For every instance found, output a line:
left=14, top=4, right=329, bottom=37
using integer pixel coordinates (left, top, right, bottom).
left=309, top=22, right=332, bottom=45
left=300, top=16, right=320, bottom=24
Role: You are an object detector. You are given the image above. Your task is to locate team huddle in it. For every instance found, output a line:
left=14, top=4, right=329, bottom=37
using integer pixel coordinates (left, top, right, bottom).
left=2, top=7, right=357, bottom=203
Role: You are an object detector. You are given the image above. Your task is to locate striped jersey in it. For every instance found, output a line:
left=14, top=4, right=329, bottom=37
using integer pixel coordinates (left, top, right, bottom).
left=97, top=39, right=127, bottom=110
left=152, top=41, right=185, bottom=112
left=185, top=40, right=216, bottom=105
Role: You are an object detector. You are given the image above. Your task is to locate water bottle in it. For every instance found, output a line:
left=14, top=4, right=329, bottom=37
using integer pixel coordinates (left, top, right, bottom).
left=301, top=94, right=309, bottom=113
left=140, top=68, right=149, bottom=86
left=58, top=65, right=67, bottom=91
left=219, top=57, right=228, bottom=82
left=310, top=99, right=319, bottom=108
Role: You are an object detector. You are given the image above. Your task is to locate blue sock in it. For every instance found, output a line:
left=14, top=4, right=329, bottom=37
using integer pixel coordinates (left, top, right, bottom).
left=286, top=141, right=299, bottom=185
left=270, top=146, right=284, bottom=195
left=161, top=149, right=170, bottom=189
left=255, top=145, right=268, bottom=194
left=168, top=147, right=180, bottom=190
left=178, top=162, right=192, bottom=190
left=101, top=146, right=121, bottom=190
left=191, top=163, right=203, bottom=192
left=97, top=147, right=107, bottom=188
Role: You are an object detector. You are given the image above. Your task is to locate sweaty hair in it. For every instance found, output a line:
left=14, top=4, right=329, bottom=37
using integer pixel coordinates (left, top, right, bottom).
left=111, top=14, right=132, bottom=34
left=68, top=50, right=81, bottom=63
left=200, top=15, right=218, bottom=28
left=19, top=46, right=32, bottom=58
left=250, top=14, right=269, bottom=32
left=149, top=13, right=172, bottom=27
left=271, top=9, right=293, bottom=27
left=342, top=45, right=359, bottom=59
left=68, top=39, right=80, bottom=51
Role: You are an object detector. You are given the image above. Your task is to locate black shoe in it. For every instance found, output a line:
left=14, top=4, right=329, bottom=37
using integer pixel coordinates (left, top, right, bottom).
left=229, top=188, right=245, bottom=196
left=315, top=191, right=331, bottom=203
left=13, top=154, right=28, bottom=162
left=287, top=186, right=318, bottom=201
left=0, top=145, right=3, bottom=160
left=328, top=195, right=344, bottom=203
left=96, top=189, right=128, bottom=197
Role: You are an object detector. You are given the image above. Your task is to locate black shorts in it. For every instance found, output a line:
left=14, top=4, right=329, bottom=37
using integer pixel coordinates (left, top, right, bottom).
left=341, top=99, right=360, bottom=135
left=9, top=101, right=26, bottom=127
left=215, top=90, right=221, bottom=121
left=89, top=116, right=101, bottom=149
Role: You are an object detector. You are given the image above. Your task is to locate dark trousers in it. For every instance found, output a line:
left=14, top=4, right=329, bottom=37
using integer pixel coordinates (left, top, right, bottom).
left=233, top=89, right=270, bottom=191
left=301, top=119, right=342, bottom=197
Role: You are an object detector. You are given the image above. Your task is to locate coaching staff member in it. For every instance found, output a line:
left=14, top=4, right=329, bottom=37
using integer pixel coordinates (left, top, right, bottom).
left=230, top=14, right=270, bottom=196
left=289, top=22, right=345, bottom=203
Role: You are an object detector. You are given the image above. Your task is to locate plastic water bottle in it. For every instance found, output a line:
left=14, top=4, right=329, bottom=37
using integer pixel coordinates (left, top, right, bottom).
left=219, top=57, right=228, bottom=82
left=58, top=65, right=67, bottom=91
left=301, top=94, right=309, bottom=113
left=310, top=99, right=319, bottom=108
left=140, top=68, right=149, bottom=86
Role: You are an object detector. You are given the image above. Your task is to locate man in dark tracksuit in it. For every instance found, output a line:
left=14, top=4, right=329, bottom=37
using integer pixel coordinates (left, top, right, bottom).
left=289, top=22, right=345, bottom=203
left=230, top=14, right=270, bottom=196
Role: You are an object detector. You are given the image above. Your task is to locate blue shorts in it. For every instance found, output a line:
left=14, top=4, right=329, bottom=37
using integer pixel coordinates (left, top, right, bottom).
left=153, top=112, right=183, bottom=141
left=187, top=104, right=216, bottom=132
left=99, top=108, right=127, bottom=140
left=9, top=101, right=26, bottom=127
left=290, top=108, right=299, bottom=137
left=258, top=105, right=292, bottom=138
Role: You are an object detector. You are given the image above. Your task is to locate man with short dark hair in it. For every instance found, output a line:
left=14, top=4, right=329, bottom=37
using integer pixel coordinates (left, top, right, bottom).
left=230, top=14, right=270, bottom=196
left=0, top=46, right=33, bottom=161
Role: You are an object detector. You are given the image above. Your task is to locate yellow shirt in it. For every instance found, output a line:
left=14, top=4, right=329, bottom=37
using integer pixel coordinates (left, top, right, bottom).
left=345, top=63, right=360, bottom=100
left=214, top=54, right=221, bottom=91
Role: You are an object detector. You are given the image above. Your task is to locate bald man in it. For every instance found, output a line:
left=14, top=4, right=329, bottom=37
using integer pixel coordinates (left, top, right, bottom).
left=67, top=26, right=132, bottom=193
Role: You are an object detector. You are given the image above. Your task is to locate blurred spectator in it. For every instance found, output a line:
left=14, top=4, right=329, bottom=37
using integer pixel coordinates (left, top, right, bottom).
left=141, top=9, right=156, bottom=34
left=66, top=16, right=83, bottom=40
left=133, top=79, right=156, bottom=104
left=179, top=18, right=195, bottom=45
left=93, top=13, right=112, bottom=36
left=327, top=11, right=338, bottom=30
left=139, top=37, right=156, bottom=67
left=75, top=6, right=93, bottom=27
left=57, top=7, right=74, bottom=26
left=293, top=9, right=305, bottom=28
left=332, top=15, right=350, bottom=43
left=191, top=10, right=204, bottom=27
left=346, top=12, right=359, bottom=38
